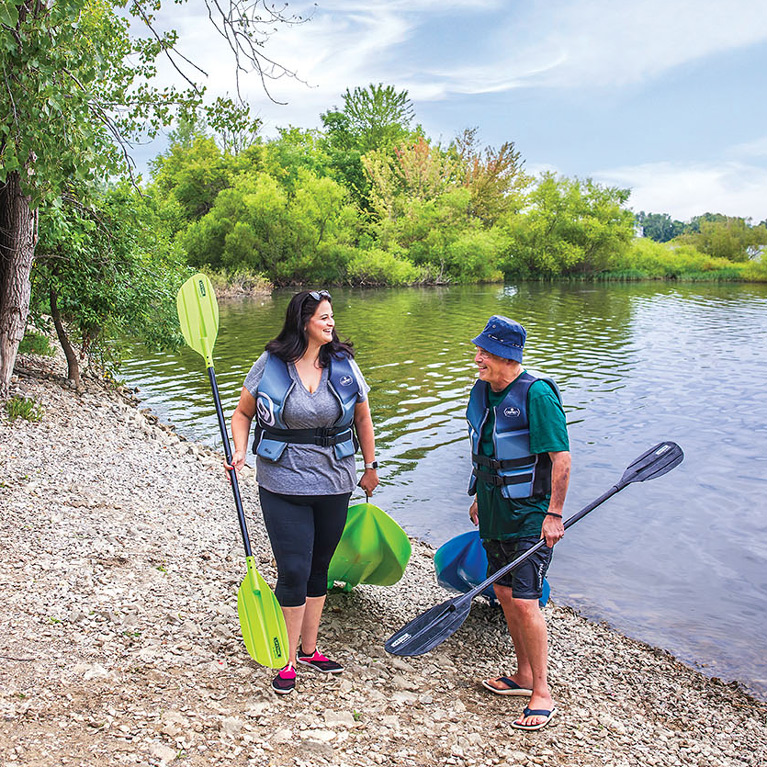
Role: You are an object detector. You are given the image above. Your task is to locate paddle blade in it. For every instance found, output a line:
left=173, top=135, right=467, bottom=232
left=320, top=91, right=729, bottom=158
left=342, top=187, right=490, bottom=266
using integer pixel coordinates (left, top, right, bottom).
left=385, top=594, right=472, bottom=657
left=619, top=441, right=684, bottom=487
left=176, top=273, right=220, bottom=368
left=237, top=557, right=289, bottom=669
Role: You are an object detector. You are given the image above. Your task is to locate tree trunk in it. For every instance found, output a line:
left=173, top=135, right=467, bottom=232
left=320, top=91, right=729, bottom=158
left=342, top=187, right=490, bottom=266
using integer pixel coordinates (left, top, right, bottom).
left=49, top=284, right=81, bottom=391
left=0, top=171, right=39, bottom=399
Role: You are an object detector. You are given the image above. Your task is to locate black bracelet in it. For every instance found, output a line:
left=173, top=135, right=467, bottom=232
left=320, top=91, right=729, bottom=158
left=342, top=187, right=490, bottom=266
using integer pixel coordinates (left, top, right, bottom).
left=545, top=512, right=562, bottom=518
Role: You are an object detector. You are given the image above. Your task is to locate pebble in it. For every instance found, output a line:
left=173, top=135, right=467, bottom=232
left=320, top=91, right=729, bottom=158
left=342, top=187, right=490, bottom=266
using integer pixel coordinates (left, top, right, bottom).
left=2, top=353, right=766, bottom=767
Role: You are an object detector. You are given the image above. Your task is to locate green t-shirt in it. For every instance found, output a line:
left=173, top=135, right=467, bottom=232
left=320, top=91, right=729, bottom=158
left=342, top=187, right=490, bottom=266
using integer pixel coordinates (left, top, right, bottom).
left=476, top=374, right=569, bottom=541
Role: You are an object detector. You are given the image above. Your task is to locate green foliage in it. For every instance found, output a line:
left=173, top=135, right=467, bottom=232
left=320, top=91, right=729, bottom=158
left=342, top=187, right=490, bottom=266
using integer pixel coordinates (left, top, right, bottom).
left=345, top=248, right=421, bottom=286
left=148, top=133, right=266, bottom=229
left=182, top=169, right=357, bottom=284
left=677, top=216, right=767, bottom=262
left=453, top=128, right=530, bottom=224
left=145, top=80, right=766, bottom=289
left=635, top=211, right=685, bottom=242
left=320, top=84, right=418, bottom=208
left=500, top=174, right=635, bottom=277
left=323, top=84, right=415, bottom=155
left=0, top=1, right=200, bottom=205
left=606, top=237, right=753, bottom=280
left=265, top=127, right=331, bottom=189
left=32, top=182, right=189, bottom=368
left=5, top=395, right=43, bottom=422
left=19, top=329, right=54, bottom=357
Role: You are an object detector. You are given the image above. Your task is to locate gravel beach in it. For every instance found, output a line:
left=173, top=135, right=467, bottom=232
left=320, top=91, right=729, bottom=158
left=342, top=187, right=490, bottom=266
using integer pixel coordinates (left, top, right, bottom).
left=2, top=353, right=766, bottom=767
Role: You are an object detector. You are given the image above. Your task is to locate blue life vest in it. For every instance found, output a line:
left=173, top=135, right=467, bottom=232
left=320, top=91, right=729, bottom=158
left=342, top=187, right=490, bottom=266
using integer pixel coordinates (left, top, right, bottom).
left=466, top=370, right=562, bottom=500
left=253, top=352, right=360, bottom=462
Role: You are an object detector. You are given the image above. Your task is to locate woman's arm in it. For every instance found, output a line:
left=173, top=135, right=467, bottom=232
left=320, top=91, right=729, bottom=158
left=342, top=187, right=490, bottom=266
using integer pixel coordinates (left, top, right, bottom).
left=354, top=399, right=379, bottom=495
left=228, top=387, right=257, bottom=473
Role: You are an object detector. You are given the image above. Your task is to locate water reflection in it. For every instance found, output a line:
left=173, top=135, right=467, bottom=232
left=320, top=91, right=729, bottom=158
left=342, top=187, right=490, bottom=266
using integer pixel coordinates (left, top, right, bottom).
left=120, top=281, right=767, bottom=700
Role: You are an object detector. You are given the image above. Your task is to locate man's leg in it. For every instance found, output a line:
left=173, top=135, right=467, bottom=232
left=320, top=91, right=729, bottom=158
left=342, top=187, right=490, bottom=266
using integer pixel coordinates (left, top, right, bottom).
left=495, top=584, right=554, bottom=726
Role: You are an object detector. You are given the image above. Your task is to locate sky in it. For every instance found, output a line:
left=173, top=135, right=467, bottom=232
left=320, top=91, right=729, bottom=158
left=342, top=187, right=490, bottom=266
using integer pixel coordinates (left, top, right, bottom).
left=143, top=0, right=767, bottom=223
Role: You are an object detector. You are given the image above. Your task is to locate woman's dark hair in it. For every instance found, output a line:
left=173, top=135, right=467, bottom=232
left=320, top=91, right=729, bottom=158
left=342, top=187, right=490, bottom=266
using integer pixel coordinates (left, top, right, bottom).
left=265, top=290, right=354, bottom=365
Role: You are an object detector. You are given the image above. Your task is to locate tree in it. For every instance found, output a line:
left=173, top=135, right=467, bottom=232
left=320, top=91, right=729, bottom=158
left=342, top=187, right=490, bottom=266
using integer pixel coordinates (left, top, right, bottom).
left=0, top=0, right=299, bottom=398
left=181, top=169, right=357, bottom=284
left=320, top=83, right=418, bottom=207
left=32, top=183, right=187, bottom=389
left=501, top=174, right=634, bottom=276
left=453, top=128, right=530, bottom=224
left=323, top=84, right=415, bottom=155
left=635, top=211, right=685, bottom=242
left=679, top=215, right=767, bottom=262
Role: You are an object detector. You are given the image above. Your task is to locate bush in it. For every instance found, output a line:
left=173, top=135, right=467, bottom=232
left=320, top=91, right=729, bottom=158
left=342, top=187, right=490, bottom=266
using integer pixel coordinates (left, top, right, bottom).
left=5, top=395, right=44, bottom=422
left=345, top=248, right=421, bottom=285
left=19, top=330, right=55, bottom=356
left=606, top=238, right=750, bottom=280
left=206, top=268, right=272, bottom=296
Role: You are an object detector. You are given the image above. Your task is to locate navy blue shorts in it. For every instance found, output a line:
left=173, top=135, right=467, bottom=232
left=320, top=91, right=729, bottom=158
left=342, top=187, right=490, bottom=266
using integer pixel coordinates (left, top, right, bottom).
left=483, top=536, right=552, bottom=600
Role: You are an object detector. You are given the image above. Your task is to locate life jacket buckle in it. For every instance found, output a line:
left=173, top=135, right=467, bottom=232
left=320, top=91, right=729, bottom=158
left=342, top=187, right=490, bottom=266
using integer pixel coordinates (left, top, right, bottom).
left=314, top=427, right=337, bottom=447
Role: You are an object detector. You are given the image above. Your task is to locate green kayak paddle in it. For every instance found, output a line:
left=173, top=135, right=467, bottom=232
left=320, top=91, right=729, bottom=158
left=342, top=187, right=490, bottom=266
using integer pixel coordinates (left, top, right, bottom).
left=328, top=496, right=411, bottom=591
left=177, top=273, right=288, bottom=669
left=386, top=441, right=684, bottom=657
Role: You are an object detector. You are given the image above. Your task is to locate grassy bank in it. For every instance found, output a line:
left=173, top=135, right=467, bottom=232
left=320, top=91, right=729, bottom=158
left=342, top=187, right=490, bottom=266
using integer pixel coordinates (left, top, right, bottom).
left=598, top=239, right=767, bottom=282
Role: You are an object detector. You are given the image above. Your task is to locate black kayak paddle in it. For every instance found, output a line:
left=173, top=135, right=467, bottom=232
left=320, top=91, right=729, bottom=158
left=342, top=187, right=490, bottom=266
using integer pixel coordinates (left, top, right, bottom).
left=385, top=441, right=684, bottom=657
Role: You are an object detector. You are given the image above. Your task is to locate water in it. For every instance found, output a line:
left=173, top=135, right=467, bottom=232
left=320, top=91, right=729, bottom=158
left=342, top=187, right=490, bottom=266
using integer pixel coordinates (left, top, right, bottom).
left=120, top=282, right=767, bottom=700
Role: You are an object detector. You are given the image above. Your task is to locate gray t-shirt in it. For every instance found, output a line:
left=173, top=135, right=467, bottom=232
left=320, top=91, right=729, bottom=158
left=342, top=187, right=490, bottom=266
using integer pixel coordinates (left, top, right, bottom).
left=244, top=352, right=369, bottom=495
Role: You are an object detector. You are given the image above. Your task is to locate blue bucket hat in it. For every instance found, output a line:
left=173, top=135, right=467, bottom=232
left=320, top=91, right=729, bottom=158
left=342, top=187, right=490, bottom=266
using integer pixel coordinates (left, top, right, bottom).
left=472, top=315, right=526, bottom=362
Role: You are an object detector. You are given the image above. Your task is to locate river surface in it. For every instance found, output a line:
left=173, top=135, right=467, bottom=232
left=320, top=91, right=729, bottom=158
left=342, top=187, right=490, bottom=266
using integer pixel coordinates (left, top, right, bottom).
left=120, top=282, right=767, bottom=700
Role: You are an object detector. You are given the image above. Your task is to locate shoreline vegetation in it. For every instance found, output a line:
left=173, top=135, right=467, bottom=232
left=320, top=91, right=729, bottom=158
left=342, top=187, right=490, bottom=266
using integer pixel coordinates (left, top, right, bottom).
left=2, top=351, right=766, bottom=766
left=13, top=83, right=765, bottom=399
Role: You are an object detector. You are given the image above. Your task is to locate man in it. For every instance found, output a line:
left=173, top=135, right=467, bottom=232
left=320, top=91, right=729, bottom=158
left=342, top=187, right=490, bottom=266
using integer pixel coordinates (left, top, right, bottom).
left=467, top=315, right=571, bottom=731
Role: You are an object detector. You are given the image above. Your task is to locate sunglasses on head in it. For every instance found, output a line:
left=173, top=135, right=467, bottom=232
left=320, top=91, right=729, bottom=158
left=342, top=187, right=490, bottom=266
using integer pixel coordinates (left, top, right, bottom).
left=308, top=290, right=331, bottom=301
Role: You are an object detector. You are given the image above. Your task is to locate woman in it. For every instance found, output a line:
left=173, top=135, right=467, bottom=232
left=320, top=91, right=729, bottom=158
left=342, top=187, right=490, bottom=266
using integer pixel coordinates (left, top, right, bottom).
left=229, top=290, right=379, bottom=695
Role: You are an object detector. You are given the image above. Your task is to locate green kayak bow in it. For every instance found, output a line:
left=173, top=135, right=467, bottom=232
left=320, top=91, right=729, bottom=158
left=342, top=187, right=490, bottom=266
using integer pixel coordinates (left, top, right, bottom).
left=328, top=499, right=411, bottom=591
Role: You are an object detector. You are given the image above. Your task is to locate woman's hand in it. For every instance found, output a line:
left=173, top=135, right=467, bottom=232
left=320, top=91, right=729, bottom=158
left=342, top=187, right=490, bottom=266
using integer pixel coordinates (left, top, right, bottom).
left=359, top=467, right=379, bottom=496
left=224, top=449, right=247, bottom=482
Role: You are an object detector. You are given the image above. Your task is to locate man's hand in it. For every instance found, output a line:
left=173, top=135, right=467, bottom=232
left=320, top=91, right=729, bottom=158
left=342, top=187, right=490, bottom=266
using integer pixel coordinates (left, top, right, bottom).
left=469, top=498, right=479, bottom=526
left=541, top=514, right=564, bottom=547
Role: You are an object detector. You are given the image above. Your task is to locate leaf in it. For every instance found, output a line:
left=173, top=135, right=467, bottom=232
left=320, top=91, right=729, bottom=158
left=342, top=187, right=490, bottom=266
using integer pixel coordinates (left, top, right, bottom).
left=0, top=3, right=19, bottom=28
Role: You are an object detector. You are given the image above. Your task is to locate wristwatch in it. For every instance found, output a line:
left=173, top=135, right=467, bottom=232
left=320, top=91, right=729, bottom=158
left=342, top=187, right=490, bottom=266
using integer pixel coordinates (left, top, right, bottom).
left=364, top=461, right=379, bottom=470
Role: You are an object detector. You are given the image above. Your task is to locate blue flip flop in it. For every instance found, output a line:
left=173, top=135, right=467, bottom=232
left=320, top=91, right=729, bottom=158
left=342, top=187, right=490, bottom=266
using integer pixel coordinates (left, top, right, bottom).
left=511, top=706, right=557, bottom=731
left=481, top=676, right=533, bottom=696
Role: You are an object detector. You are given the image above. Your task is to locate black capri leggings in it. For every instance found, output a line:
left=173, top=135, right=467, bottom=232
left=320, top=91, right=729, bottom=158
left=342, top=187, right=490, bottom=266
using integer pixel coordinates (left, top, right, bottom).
left=259, top=487, right=350, bottom=607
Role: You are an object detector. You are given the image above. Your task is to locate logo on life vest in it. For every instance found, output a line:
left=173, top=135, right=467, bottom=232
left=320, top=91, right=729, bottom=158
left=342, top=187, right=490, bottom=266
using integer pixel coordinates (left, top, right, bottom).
left=504, top=406, right=521, bottom=417
left=256, top=394, right=276, bottom=426
left=339, top=375, right=354, bottom=387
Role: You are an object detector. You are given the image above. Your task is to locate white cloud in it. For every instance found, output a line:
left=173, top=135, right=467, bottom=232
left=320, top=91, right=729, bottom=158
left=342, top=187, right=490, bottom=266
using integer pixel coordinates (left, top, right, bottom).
left=593, top=161, right=767, bottom=221
left=146, top=1, right=767, bottom=128
left=729, top=136, right=767, bottom=160
left=437, top=0, right=767, bottom=94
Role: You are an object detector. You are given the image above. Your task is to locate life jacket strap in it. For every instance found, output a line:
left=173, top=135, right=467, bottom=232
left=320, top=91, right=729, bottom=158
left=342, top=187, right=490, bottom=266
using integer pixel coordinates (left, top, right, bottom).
left=260, top=425, right=354, bottom=448
left=472, top=452, right=532, bottom=471
left=473, top=467, right=534, bottom=487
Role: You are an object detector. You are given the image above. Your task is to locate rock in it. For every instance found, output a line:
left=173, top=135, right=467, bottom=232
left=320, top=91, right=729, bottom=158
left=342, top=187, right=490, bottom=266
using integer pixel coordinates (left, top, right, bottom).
left=323, top=710, right=357, bottom=728
left=220, top=716, right=245, bottom=736
left=82, top=664, right=110, bottom=681
left=148, top=741, right=177, bottom=765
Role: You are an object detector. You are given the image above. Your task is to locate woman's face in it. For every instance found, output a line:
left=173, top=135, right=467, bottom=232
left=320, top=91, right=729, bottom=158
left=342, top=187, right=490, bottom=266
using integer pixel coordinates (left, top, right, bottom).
left=305, top=299, right=335, bottom=347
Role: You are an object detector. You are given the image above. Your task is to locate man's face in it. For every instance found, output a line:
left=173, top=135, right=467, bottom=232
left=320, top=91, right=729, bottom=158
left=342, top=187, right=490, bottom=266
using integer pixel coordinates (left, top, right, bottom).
left=474, top=346, right=513, bottom=389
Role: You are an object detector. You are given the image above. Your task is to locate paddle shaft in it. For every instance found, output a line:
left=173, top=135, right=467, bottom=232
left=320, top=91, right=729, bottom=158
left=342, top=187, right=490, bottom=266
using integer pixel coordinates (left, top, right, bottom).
left=207, top=366, right=253, bottom=559
left=466, top=482, right=624, bottom=600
